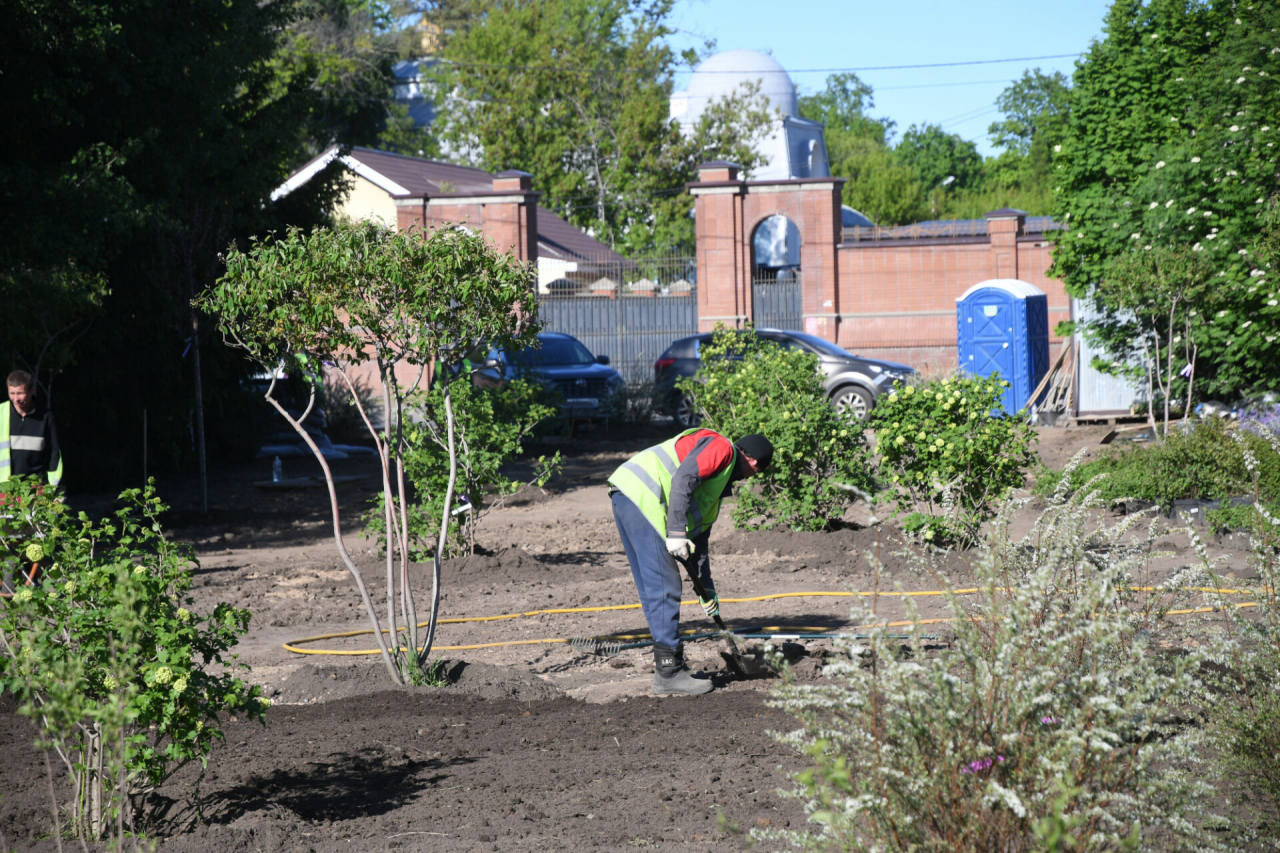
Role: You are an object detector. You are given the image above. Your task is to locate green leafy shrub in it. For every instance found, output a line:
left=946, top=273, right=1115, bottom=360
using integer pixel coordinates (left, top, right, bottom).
left=1202, top=435, right=1280, bottom=841
left=0, top=478, right=264, bottom=840
left=870, top=374, right=1037, bottom=544
left=763, top=471, right=1226, bottom=852
left=1034, top=418, right=1280, bottom=511
left=378, top=377, right=560, bottom=558
left=678, top=324, right=874, bottom=531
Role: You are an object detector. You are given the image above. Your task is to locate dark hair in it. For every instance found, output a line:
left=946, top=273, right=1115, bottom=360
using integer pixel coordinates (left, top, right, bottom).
left=6, top=370, right=33, bottom=389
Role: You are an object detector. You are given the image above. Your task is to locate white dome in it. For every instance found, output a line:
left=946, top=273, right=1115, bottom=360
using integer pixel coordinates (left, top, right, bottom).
left=672, top=50, right=797, bottom=125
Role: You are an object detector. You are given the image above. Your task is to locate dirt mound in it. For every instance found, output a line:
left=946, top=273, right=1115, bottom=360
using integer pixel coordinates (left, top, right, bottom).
left=440, top=545, right=553, bottom=583
left=715, top=525, right=901, bottom=561
left=270, top=661, right=563, bottom=706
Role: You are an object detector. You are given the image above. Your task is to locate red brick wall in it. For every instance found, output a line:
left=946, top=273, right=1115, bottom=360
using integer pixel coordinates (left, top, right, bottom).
left=397, top=195, right=538, bottom=262
left=689, top=170, right=1070, bottom=373
left=831, top=235, right=1068, bottom=371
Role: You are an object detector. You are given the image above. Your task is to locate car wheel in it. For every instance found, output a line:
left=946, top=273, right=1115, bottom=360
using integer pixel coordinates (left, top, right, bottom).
left=674, top=393, right=700, bottom=428
left=832, top=386, right=873, bottom=422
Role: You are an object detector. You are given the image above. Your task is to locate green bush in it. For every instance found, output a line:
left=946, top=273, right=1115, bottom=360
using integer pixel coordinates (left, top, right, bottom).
left=1202, top=448, right=1280, bottom=842
left=0, top=478, right=264, bottom=840
left=869, top=374, right=1037, bottom=544
left=377, top=377, right=560, bottom=558
left=1034, top=418, right=1280, bottom=511
left=678, top=324, right=874, bottom=531
left=763, top=474, right=1226, bottom=852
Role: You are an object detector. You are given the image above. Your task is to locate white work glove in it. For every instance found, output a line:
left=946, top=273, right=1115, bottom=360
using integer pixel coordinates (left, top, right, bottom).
left=664, top=537, right=695, bottom=560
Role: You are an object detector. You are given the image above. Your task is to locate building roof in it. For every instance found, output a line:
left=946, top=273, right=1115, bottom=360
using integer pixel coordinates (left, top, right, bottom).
left=672, top=50, right=798, bottom=126
left=271, top=146, right=625, bottom=264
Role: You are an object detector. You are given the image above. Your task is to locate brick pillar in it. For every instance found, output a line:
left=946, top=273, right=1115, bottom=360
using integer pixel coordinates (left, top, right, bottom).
left=986, top=207, right=1026, bottom=280
left=798, top=180, right=845, bottom=343
left=689, top=161, right=750, bottom=332
left=491, top=170, right=539, bottom=262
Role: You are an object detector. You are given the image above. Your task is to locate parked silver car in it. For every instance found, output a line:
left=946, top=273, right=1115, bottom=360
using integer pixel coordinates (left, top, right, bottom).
left=654, top=328, right=915, bottom=426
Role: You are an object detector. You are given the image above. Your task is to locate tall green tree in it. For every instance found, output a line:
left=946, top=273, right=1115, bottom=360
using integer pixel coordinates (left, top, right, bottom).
left=1052, top=0, right=1280, bottom=398
left=1, top=0, right=399, bottom=491
left=988, top=69, right=1072, bottom=157
left=434, top=0, right=771, bottom=255
left=895, top=122, right=984, bottom=216
left=798, top=73, right=919, bottom=224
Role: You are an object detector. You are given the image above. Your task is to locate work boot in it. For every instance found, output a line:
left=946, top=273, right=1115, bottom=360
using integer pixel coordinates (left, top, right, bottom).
left=652, top=643, right=713, bottom=696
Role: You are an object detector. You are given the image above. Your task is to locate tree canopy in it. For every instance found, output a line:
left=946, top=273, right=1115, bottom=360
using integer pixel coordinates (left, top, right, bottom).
left=431, top=0, right=773, bottom=255
left=1052, top=0, right=1280, bottom=397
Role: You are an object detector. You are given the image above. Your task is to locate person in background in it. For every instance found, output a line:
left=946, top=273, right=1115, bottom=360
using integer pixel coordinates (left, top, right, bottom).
left=2, top=370, right=63, bottom=490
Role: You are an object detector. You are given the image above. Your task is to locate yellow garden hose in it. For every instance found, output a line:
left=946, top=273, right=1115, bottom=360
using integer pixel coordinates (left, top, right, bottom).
left=281, top=587, right=1262, bottom=656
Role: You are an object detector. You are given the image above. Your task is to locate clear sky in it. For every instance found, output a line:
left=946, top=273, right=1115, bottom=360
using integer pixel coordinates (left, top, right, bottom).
left=666, top=0, right=1114, bottom=158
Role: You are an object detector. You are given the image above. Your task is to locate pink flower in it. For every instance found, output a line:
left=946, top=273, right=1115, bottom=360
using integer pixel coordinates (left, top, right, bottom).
left=960, top=755, right=1005, bottom=774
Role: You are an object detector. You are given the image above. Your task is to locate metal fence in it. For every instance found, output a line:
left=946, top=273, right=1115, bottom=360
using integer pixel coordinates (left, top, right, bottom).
left=751, top=270, right=802, bottom=331
left=536, top=254, right=698, bottom=383
left=842, top=215, right=1060, bottom=243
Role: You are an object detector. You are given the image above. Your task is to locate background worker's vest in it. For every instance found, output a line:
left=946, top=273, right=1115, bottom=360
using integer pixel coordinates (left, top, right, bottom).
left=608, top=428, right=736, bottom=538
left=0, top=404, right=62, bottom=488
left=0, top=403, right=11, bottom=483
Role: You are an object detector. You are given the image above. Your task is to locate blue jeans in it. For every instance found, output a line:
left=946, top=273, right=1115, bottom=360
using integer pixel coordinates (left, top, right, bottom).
left=611, top=491, right=711, bottom=649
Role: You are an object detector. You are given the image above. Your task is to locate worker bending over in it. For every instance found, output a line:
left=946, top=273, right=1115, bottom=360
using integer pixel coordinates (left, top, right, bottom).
left=608, top=429, right=772, bottom=696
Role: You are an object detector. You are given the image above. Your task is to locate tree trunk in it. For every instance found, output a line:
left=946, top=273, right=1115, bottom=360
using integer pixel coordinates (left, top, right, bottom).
left=419, top=376, right=457, bottom=667
left=191, top=309, right=208, bottom=515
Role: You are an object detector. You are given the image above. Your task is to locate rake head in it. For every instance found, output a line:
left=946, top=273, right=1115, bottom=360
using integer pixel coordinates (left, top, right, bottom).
left=569, top=637, right=625, bottom=658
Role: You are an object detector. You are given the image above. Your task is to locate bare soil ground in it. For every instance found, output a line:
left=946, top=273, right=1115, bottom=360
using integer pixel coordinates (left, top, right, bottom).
left=0, top=424, right=1258, bottom=852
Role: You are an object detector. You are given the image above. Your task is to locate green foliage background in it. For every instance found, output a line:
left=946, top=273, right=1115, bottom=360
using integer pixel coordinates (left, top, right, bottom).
left=1051, top=0, right=1280, bottom=398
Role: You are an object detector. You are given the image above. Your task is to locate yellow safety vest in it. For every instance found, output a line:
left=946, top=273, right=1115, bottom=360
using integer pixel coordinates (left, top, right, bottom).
left=607, top=429, right=736, bottom=538
left=0, top=403, right=63, bottom=488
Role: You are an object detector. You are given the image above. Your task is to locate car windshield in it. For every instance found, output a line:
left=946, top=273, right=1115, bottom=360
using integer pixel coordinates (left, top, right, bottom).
left=514, top=337, right=596, bottom=366
left=784, top=331, right=858, bottom=359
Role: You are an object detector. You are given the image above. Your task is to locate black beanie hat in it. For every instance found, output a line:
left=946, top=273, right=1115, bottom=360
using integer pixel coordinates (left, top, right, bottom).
left=734, top=434, right=774, bottom=470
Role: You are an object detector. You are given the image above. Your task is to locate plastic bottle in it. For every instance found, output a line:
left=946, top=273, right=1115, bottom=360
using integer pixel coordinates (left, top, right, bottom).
left=272, top=456, right=283, bottom=483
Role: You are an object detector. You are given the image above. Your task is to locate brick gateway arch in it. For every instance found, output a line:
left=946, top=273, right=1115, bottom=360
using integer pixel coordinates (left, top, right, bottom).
left=687, top=161, right=1071, bottom=372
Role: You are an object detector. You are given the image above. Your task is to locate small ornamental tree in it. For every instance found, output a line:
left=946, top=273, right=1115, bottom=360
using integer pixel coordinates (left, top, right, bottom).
left=678, top=324, right=874, bottom=531
left=870, top=375, right=1036, bottom=544
left=0, top=477, right=263, bottom=842
left=374, top=377, right=560, bottom=558
left=200, top=222, right=538, bottom=683
left=1082, top=244, right=1215, bottom=436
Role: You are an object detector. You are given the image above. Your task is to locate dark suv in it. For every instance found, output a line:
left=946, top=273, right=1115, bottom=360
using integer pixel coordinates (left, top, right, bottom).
left=479, top=332, right=624, bottom=418
left=654, top=329, right=914, bottom=426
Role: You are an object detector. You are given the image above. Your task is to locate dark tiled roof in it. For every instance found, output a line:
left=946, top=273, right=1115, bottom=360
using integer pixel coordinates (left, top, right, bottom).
left=985, top=206, right=1029, bottom=218
left=536, top=210, right=624, bottom=262
left=345, top=148, right=624, bottom=263
left=348, top=147, right=493, bottom=195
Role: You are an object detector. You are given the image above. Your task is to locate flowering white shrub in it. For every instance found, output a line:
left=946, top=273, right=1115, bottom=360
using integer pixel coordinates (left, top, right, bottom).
left=1200, top=426, right=1280, bottom=842
left=763, top=457, right=1229, bottom=852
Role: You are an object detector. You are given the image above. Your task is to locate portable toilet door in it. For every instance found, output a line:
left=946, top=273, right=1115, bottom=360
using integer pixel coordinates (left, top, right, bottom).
left=956, top=279, right=1049, bottom=414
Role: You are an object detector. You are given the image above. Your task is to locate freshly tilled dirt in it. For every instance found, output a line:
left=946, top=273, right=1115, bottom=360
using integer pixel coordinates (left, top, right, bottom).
left=0, top=425, right=1260, bottom=851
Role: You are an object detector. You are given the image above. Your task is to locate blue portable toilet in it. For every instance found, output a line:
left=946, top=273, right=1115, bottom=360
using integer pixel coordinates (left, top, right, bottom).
left=956, top=279, right=1049, bottom=414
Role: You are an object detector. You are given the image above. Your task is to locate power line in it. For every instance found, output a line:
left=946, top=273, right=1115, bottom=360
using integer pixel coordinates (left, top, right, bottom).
left=874, top=78, right=1023, bottom=92
left=434, top=52, right=1081, bottom=76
